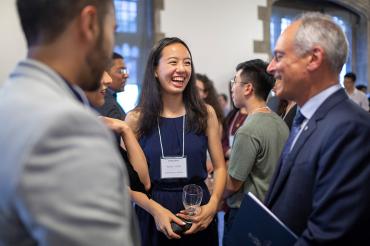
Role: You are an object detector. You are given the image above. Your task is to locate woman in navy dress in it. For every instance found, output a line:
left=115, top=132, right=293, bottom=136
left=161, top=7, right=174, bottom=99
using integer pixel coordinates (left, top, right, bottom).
left=126, top=37, right=227, bottom=246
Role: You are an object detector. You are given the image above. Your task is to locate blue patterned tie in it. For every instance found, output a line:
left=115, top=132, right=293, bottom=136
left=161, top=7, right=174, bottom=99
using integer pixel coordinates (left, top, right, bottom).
left=280, top=110, right=306, bottom=169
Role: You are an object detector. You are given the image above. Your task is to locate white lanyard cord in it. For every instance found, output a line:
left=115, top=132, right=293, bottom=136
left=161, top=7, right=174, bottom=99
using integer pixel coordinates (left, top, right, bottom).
left=157, top=115, right=185, bottom=158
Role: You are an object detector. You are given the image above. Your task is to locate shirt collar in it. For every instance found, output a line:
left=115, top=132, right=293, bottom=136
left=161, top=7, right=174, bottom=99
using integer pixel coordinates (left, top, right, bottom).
left=62, top=77, right=90, bottom=106
left=300, top=84, right=341, bottom=120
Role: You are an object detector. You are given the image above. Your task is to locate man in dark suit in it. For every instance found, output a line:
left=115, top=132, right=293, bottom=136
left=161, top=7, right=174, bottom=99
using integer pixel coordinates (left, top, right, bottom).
left=266, top=12, right=370, bottom=244
left=97, top=52, right=128, bottom=120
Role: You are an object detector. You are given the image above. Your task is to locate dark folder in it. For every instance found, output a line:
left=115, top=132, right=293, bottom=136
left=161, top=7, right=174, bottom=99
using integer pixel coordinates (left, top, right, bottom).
left=227, top=192, right=297, bottom=246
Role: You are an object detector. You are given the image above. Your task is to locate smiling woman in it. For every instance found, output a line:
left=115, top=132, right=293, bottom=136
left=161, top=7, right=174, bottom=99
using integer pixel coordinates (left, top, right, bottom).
left=85, top=71, right=112, bottom=107
left=155, top=42, right=192, bottom=94
left=125, top=37, right=227, bottom=246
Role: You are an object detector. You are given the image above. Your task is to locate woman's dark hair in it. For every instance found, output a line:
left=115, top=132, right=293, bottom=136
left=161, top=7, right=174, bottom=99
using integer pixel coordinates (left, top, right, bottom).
left=222, top=79, right=236, bottom=131
left=221, top=108, right=238, bottom=142
left=136, top=37, right=208, bottom=137
left=277, top=99, right=289, bottom=117
left=196, top=73, right=224, bottom=123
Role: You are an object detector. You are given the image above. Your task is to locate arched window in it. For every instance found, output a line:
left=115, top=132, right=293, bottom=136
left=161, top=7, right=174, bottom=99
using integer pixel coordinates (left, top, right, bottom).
left=114, top=0, right=153, bottom=112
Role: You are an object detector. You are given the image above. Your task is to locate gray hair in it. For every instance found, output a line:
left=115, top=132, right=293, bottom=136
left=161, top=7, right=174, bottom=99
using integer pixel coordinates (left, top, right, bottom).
left=294, top=12, right=349, bottom=73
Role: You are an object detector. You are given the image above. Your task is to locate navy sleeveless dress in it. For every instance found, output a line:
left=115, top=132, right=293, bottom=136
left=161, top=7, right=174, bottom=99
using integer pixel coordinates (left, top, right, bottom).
left=136, top=116, right=218, bottom=246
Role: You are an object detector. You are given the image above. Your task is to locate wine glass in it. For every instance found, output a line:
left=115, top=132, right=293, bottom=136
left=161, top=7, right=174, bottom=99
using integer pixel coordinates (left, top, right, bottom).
left=182, top=184, right=203, bottom=216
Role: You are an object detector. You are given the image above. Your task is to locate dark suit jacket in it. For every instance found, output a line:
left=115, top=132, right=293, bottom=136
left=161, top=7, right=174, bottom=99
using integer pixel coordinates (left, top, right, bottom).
left=97, top=88, right=126, bottom=120
left=265, top=89, right=370, bottom=245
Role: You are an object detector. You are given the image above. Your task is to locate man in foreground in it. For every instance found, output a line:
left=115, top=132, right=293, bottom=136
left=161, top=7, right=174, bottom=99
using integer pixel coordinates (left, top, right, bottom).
left=0, top=1, right=139, bottom=245
left=266, top=12, right=370, bottom=244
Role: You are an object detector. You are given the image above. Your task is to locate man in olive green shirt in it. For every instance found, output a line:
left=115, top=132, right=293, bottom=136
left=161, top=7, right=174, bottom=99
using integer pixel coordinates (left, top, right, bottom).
left=222, top=59, right=289, bottom=245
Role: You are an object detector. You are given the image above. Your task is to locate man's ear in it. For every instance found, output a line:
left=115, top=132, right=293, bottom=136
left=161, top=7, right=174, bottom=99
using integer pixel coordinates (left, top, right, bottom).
left=244, top=83, right=253, bottom=96
left=79, top=5, right=100, bottom=44
left=307, top=46, right=324, bottom=72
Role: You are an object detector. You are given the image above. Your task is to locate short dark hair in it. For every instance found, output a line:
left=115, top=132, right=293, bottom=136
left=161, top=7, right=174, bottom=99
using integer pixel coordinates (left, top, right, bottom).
left=344, top=72, right=356, bottom=82
left=113, top=52, right=124, bottom=60
left=17, top=0, right=112, bottom=47
left=236, top=59, right=274, bottom=101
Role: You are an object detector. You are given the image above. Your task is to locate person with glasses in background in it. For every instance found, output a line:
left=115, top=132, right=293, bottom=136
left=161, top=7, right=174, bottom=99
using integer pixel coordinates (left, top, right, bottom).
left=222, top=59, right=289, bottom=245
left=97, top=52, right=129, bottom=120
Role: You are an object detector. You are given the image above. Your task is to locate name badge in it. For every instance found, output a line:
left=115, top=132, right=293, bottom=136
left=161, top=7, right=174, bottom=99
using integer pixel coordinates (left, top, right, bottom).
left=160, top=157, right=188, bottom=179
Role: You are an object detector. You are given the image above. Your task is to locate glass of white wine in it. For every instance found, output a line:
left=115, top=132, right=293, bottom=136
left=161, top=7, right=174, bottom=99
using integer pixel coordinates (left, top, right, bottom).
left=182, top=184, right=203, bottom=216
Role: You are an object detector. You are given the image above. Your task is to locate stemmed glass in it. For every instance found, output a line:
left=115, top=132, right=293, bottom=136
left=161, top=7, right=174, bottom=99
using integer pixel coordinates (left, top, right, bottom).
left=182, top=184, right=203, bottom=216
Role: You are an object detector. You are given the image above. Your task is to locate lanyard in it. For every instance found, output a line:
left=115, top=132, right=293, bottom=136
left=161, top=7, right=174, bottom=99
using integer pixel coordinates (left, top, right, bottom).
left=157, top=115, right=185, bottom=158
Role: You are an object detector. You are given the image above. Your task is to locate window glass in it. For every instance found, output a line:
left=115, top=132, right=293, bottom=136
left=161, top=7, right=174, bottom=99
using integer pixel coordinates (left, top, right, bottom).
left=113, top=0, right=153, bottom=113
left=114, top=0, right=138, bottom=33
left=270, top=6, right=353, bottom=86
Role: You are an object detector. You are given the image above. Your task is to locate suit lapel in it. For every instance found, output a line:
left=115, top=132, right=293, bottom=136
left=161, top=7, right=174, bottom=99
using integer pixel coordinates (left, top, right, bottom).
left=266, top=121, right=317, bottom=206
left=266, top=89, right=348, bottom=207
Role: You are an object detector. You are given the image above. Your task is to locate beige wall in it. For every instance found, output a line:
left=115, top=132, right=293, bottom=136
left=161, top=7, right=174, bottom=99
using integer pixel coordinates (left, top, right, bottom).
left=0, top=0, right=27, bottom=85
left=159, top=0, right=269, bottom=95
left=0, top=0, right=268, bottom=94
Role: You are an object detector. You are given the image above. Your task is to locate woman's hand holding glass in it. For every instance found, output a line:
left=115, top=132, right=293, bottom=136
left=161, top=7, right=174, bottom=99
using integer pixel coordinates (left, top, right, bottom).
left=151, top=201, right=184, bottom=239
left=177, top=184, right=217, bottom=234
left=177, top=200, right=218, bottom=234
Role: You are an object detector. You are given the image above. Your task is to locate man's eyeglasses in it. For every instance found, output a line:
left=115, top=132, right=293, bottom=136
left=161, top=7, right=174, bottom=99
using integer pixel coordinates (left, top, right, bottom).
left=230, top=79, right=250, bottom=87
left=116, top=68, right=128, bottom=75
